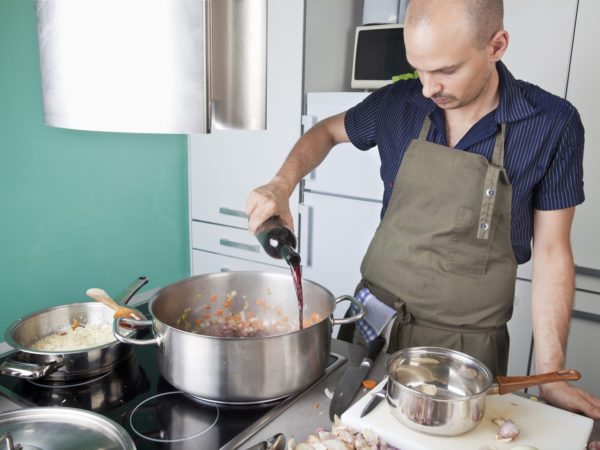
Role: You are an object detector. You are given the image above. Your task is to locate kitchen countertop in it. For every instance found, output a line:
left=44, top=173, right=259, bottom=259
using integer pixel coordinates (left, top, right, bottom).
left=244, top=339, right=600, bottom=449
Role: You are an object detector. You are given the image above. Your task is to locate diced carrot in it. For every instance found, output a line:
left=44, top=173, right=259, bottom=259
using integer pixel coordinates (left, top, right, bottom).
left=312, top=312, right=318, bottom=320
left=233, top=314, right=241, bottom=321
left=196, top=318, right=202, bottom=325
left=211, top=294, right=217, bottom=302
left=224, top=299, right=232, bottom=308
left=362, top=379, right=377, bottom=390
left=215, top=310, right=224, bottom=317
left=71, top=320, right=80, bottom=331
left=205, top=305, right=211, bottom=310
left=247, top=312, right=254, bottom=318
left=203, top=313, right=211, bottom=319
left=313, top=403, right=318, bottom=409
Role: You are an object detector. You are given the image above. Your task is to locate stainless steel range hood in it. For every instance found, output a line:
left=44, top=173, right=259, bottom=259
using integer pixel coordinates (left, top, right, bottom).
left=34, top=0, right=267, bottom=134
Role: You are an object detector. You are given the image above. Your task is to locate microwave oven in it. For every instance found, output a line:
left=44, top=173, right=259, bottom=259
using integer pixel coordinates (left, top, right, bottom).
left=351, top=23, right=414, bottom=90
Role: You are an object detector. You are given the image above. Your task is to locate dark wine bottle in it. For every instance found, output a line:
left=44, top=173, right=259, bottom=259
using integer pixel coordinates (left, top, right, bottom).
left=256, top=215, right=301, bottom=267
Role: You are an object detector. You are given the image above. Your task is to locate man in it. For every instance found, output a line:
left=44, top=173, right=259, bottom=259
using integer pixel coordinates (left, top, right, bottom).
left=246, top=0, right=600, bottom=418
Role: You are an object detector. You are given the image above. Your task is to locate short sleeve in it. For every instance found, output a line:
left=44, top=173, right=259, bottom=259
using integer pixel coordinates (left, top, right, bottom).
left=344, top=86, right=390, bottom=151
left=533, top=108, right=585, bottom=210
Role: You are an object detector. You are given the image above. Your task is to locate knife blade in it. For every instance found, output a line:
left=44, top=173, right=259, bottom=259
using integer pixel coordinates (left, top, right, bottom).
left=329, top=335, right=385, bottom=421
left=360, top=378, right=388, bottom=418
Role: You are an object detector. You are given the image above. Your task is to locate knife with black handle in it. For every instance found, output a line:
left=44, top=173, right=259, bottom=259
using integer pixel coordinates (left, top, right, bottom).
left=328, top=335, right=385, bottom=421
left=360, top=378, right=388, bottom=417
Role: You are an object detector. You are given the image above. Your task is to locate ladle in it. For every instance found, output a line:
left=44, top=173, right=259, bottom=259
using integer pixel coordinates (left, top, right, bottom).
left=86, top=288, right=144, bottom=320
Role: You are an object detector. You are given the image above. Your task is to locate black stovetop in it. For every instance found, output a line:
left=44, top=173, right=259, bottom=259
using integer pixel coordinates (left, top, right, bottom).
left=0, top=302, right=345, bottom=449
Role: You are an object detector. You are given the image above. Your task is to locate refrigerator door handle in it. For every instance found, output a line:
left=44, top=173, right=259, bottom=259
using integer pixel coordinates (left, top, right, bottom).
left=299, top=203, right=314, bottom=268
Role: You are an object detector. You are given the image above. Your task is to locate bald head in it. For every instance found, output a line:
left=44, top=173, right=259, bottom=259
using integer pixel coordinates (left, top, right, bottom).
left=406, top=0, right=504, bottom=49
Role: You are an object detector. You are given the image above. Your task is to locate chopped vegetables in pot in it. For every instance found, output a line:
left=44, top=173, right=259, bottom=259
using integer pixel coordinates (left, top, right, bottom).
left=171, top=290, right=325, bottom=338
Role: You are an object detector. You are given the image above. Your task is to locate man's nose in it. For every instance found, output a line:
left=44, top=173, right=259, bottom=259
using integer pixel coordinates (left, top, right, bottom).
left=420, top=74, right=442, bottom=98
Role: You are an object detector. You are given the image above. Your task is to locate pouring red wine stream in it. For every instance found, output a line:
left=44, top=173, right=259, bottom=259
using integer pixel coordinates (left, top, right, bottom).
left=256, top=216, right=304, bottom=329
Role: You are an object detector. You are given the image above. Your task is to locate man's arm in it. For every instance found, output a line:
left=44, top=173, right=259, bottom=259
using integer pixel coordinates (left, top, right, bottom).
left=246, top=111, right=350, bottom=234
left=531, top=207, right=600, bottom=418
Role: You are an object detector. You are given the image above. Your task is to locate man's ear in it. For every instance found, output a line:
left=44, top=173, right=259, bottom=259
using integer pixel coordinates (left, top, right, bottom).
left=488, top=29, right=509, bottom=62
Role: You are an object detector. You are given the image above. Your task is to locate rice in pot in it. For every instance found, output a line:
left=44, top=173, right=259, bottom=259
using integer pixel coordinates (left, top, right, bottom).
left=30, top=324, right=115, bottom=351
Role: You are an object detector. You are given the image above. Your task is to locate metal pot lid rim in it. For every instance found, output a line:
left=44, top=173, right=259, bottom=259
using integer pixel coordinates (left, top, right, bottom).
left=0, top=407, right=135, bottom=449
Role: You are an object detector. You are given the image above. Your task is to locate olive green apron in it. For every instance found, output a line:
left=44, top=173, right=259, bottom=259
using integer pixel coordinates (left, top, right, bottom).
left=359, top=116, right=517, bottom=376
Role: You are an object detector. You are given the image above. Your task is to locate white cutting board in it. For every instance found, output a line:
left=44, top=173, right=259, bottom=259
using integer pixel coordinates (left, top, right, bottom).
left=342, top=380, right=593, bottom=450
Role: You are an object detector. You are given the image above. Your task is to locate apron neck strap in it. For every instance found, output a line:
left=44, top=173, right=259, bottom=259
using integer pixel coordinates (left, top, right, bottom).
left=491, top=123, right=506, bottom=168
left=418, top=116, right=432, bottom=141
left=418, top=116, right=507, bottom=169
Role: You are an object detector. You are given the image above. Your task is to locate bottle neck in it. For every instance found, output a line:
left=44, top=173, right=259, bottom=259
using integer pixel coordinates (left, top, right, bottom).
left=280, top=244, right=300, bottom=267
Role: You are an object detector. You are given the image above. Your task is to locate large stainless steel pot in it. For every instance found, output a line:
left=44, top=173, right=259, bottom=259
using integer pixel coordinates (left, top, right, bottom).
left=386, top=347, right=581, bottom=436
left=0, top=277, right=147, bottom=380
left=114, top=271, right=366, bottom=404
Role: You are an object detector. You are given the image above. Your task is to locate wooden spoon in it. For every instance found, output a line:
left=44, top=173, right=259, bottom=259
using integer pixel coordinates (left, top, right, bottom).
left=86, top=288, right=144, bottom=320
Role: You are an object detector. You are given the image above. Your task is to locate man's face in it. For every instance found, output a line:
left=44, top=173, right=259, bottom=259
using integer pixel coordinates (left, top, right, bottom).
left=404, top=16, right=494, bottom=111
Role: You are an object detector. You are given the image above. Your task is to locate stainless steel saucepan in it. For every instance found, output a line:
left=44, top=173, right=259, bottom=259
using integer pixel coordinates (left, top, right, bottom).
left=386, top=346, right=581, bottom=436
left=0, top=277, right=147, bottom=380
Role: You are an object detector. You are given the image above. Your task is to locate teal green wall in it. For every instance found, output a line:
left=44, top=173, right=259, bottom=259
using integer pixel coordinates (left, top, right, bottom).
left=0, top=1, right=190, bottom=333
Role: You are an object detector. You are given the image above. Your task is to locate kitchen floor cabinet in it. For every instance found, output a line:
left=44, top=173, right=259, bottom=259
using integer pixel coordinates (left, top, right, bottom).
left=188, top=0, right=304, bottom=275
left=300, top=192, right=382, bottom=332
left=502, top=0, right=600, bottom=385
left=300, top=92, right=384, bottom=332
left=565, top=0, right=600, bottom=273
left=507, top=279, right=533, bottom=377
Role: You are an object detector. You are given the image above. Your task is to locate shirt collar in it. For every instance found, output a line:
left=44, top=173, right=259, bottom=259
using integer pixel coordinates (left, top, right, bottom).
left=407, top=60, right=540, bottom=124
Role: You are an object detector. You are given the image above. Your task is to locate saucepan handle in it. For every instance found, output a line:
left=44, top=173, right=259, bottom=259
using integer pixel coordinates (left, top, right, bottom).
left=0, top=431, right=20, bottom=450
left=0, top=357, right=64, bottom=379
left=331, top=295, right=366, bottom=325
left=113, top=317, right=161, bottom=346
left=492, top=368, right=581, bottom=395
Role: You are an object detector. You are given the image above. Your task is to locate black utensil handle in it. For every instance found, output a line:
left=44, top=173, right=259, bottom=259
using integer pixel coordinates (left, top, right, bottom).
left=363, top=335, right=385, bottom=365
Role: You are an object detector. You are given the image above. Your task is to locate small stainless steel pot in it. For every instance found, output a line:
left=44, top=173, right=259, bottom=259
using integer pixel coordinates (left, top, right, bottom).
left=114, top=271, right=366, bottom=404
left=386, top=346, right=580, bottom=436
left=0, top=277, right=147, bottom=380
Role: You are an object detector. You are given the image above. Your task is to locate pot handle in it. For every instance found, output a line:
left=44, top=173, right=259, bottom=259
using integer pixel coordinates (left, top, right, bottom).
left=331, top=295, right=366, bottom=325
left=0, top=357, right=64, bottom=379
left=115, top=276, right=149, bottom=305
left=492, top=368, right=581, bottom=395
left=113, top=317, right=161, bottom=346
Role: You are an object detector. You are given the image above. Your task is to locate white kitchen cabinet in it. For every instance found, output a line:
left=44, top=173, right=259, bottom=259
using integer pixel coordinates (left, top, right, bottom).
left=501, top=0, right=600, bottom=385
left=300, top=92, right=384, bottom=334
left=565, top=0, right=600, bottom=273
left=192, top=250, right=289, bottom=275
left=502, top=0, right=578, bottom=98
left=300, top=192, right=381, bottom=335
left=507, top=279, right=533, bottom=376
left=191, top=221, right=288, bottom=268
left=303, top=92, right=383, bottom=201
left=300, top=192, right=381, bottom=296
left=188, top=1, right=365, bottom=277
left=188, top=0, right=304, bottom=275
left=566, top=290, right=600, bottom=398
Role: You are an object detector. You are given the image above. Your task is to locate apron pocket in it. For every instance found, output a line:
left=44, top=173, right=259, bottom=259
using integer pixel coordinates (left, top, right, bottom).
left=447, top=206, right=497, bottom=274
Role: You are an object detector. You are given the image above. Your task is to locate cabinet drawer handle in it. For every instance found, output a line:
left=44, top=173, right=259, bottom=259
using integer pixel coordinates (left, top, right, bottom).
left=219, top=238, right=261, bottom=253
left=219, top=207, right=249, bottom=219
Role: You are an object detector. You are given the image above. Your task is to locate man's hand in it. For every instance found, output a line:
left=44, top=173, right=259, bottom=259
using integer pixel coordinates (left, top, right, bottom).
left=246, top=179, right=294, bottom=234
left=540, top=382, right=600, bottom=419
left=245, top=112, right=350, bottom=235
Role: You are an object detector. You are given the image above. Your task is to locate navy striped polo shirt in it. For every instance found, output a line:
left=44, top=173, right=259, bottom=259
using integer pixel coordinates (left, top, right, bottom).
left=344, top=61, right=585, bottom=264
